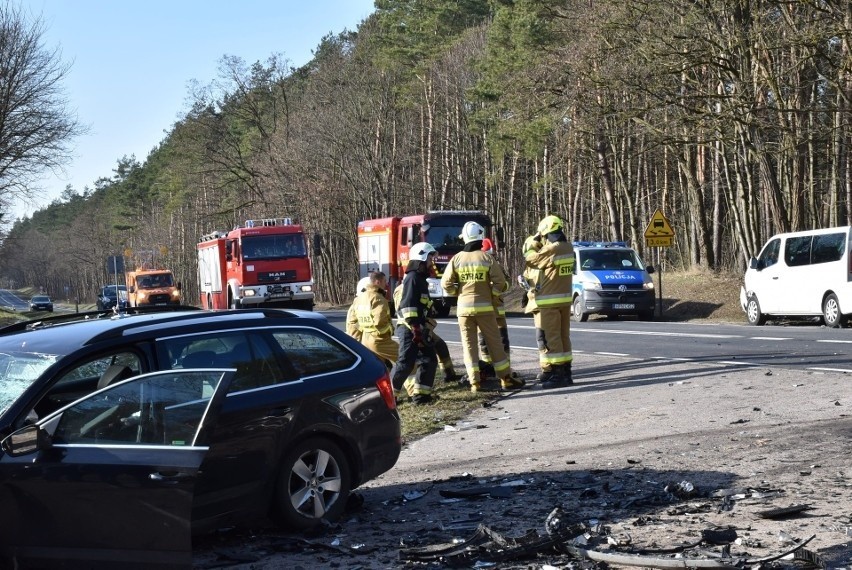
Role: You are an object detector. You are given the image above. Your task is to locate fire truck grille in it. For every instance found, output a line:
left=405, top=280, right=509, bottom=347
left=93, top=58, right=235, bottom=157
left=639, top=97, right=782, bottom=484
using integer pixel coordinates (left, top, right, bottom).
left=259, top=271, right=297, bottom=283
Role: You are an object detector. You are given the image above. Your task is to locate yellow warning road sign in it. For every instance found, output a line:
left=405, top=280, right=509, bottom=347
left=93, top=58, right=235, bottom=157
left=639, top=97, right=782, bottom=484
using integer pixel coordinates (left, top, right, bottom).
left=644, top=209, right=674, bottom=238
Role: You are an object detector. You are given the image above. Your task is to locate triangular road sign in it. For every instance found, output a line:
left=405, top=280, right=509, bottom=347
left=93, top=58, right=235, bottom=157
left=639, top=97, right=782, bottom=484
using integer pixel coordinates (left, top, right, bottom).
left=644, top=209, right=675, bottom=238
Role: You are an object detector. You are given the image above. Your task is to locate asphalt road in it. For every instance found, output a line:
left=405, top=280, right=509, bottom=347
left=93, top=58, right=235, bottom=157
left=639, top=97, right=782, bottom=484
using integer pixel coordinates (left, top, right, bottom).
left=324, top=310, right=852, bottom=374
left=0, top=289, right=30, bottom=312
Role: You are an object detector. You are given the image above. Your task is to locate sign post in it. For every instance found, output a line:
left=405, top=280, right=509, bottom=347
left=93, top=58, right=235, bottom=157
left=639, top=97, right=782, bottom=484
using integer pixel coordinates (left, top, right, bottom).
left=643, top=210, right=675, bottom=318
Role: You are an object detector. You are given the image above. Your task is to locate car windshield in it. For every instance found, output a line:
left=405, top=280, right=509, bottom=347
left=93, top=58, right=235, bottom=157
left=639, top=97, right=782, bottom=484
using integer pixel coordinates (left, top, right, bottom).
left=580, top=249, right=645, bottom=270
left=137, top=274, right=173, bottom=289
left=242, top=235, right=306, bottom=260
left=102, top=286, right=127, bottom=298
left=32, top=296, right=50, bottom=303
left=422, top=220, right=489, bottom=251
left=0, top=351, right=59, bottom=415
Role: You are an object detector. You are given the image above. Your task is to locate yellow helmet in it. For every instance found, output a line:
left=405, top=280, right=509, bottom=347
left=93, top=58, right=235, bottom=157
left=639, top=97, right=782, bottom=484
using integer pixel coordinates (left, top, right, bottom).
left=537, top=215, right=563, bottom=235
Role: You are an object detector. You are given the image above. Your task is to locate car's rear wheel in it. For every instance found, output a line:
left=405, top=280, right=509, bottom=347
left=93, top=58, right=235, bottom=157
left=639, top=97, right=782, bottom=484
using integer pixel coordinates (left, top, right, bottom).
left=275, top=437, right=351, bottom=530
left=638, top=310, right=654, bottom=321
left=746, top=295, right=766, bottom=326
left=572, top=296, right=588, bottom=322
left=822, top=293, right=847, bottom=328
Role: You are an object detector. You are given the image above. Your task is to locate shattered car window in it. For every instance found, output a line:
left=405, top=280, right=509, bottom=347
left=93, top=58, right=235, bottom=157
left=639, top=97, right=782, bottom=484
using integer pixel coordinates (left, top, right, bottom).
left=0, top=352, right=59, bottom=415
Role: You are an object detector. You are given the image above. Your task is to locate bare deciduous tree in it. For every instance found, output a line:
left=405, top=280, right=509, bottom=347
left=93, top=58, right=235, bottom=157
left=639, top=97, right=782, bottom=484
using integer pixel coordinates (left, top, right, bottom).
left=0, top=2, right=83, bottom=215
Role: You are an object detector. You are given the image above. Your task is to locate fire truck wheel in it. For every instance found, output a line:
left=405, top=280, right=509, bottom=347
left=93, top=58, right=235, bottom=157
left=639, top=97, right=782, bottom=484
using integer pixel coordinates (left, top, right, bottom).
left=229, top=294, right=240, bottom=309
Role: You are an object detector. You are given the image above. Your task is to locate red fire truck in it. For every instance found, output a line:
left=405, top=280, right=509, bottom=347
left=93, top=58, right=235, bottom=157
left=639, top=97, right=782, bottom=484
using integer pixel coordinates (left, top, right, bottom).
left=357, top=210, right=496, bottom=317
left=197, top=218, right=314, bottom=310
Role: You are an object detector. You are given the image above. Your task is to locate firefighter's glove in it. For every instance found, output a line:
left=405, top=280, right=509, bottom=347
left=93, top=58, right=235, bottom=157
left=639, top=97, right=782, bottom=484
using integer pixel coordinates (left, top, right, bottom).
left=411, top=323, right=424, bottom=346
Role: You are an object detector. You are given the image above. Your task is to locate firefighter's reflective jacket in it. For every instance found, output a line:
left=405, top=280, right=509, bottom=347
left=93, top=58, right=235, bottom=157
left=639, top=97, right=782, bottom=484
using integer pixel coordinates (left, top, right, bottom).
left=524, top=238, right=575, bottom=312
left=354, top=285, right=393, bottom=337
left=394, top=284, right=438, bottom=331
left=345, top=299, right=361, bottom=341
left=441, top=249, right=508, bottom=316
left=396, top=264, right=432, bottom=329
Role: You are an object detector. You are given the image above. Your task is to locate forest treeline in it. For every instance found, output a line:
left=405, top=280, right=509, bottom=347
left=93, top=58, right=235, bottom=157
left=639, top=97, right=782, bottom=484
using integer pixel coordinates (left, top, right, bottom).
left=1, top=0, right=850, bottom=306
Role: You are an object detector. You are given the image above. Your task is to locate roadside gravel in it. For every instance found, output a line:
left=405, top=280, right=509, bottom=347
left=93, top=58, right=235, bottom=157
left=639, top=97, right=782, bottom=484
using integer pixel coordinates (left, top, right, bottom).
left=194, top=347, right=852, bottom=569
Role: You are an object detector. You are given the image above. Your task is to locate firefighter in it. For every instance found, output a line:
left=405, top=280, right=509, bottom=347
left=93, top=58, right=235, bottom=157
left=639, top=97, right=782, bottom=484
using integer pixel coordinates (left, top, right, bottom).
left=345, top=276, right=372, bottom=342
left=354, top=271, right=398, bottom=366
left=390, top=242, right=439, bottom=405
left=477, top=238, right=515, bottom=380
left=441, top=221, right=522, bottom=392
left=523, top=215, right=575, bottom=388
left=393, top=283, right=461, bottom=385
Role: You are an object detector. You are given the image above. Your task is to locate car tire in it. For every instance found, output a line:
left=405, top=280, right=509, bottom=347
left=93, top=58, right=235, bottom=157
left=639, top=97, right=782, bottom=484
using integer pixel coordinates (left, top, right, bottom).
left=639, top=310, right=654, bottom=321
left=822, top=293, right=846, bottom=328
left=275, top=437, right=351, bottom=530
left=746, top=295, right=767, bottom=326
left=572, top=296, right=588, bottom=322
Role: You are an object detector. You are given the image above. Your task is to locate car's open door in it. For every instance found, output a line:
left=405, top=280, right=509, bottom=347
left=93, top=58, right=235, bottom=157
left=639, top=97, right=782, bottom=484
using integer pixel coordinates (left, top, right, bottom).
left=0, top=368, right=234, bottom=569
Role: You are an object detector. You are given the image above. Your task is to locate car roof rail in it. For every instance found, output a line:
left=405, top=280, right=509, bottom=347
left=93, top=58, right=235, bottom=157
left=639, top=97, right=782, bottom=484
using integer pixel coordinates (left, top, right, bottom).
left=0, top=305, right=204, bottom=336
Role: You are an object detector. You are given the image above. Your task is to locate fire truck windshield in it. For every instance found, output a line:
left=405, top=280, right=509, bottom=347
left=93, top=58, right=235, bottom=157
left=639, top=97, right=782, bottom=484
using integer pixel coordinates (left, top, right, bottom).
left=242, top=235, right=306, bottom=260
left=423, top=223, right=475, bottom=250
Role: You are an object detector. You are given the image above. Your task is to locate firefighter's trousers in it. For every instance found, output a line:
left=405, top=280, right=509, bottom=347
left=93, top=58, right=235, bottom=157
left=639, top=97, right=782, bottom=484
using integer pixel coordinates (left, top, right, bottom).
left=534, top=305, right=572, bottom=371
left=432, top=332, right=457, bottom=376
left=362, top=331, right=399, bottom=367
left=458, top=313, right=511, bottom=384
left=390, top=325, right=437, bottom=396
left=479, top=313, right=510, bottom=364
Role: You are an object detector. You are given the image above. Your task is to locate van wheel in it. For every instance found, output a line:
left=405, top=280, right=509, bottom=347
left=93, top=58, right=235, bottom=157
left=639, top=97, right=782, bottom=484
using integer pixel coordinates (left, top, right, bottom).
left=573, top=296, right=589, bottom=322
left=746, top=295, right=766, bottom=326
left=822, top=293, right=847, bottom=328
left=638, top=310, right=654, bottom=321
left=275, top=438, right=351, bottom=530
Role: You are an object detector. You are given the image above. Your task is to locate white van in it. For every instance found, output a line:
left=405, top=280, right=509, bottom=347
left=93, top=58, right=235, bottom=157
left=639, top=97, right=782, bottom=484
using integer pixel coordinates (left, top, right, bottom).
left=740, top=226, right=852, bottom=327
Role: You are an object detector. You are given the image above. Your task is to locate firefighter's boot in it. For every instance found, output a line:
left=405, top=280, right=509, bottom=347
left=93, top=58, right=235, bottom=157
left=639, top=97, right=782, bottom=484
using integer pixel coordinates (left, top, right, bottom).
left=537, top=369, right=563, bottom=390
left=478, top=360, right=496, bottom=380
left=558, top=362, right=573, bottom=385
left=442, top=364, right=461, bottom=383
left=500, top=374, right=526, bottom=390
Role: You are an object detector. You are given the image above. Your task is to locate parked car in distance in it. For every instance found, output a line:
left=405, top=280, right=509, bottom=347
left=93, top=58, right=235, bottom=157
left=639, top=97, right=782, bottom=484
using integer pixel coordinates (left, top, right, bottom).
left=571, top=241, right=655, bottom=322
left=96, top=284, right=128, bottom=311
left=29, top=295, right=53, bottom=312
left=0, top=308, right=401, bottom=568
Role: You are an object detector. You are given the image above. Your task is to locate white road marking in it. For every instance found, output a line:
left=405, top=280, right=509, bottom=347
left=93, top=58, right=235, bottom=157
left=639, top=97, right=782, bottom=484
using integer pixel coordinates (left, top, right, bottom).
left=716, top=360, right=761, bottom=367
left=507, top=325, right=741, bottom=340
left=817, top=339, right=852, bottom=344
left=595, top=351, right=629, bottom=357
left=751, top=337, right=791, bottom=341
left=808, top=367, right=852, bottom=373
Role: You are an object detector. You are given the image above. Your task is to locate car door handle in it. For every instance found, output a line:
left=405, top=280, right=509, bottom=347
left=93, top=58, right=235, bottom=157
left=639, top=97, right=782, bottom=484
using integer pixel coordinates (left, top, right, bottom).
left=149, top=471, right=195, bottom=483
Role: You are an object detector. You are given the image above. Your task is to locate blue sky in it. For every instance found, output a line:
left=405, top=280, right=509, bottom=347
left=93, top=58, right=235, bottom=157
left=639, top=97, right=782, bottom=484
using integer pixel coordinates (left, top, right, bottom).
left=14, top=0, right=375, bottom=219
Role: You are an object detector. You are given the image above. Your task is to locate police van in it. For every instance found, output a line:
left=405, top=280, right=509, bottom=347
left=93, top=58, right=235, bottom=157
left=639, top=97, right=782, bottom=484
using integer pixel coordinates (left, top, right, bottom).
left=572, top=242, right=656, bottom=322
left=740, top=225, right=852, bottom=327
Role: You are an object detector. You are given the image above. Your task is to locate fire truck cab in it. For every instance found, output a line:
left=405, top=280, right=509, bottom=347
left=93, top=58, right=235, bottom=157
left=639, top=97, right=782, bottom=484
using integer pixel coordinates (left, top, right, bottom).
left=357, top=210, right=495, bottom=317
left=197, top=218, right=314, bottom=310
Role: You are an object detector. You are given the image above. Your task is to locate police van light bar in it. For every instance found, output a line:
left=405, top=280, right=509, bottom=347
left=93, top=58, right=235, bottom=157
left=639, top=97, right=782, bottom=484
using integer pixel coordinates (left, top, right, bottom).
left=245, top=218, right=293, bottom=228
left=573, top=241, right=628, bottom=248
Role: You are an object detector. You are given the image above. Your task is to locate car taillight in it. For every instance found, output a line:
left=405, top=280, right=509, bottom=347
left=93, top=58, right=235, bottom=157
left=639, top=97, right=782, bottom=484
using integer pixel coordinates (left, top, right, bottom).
left=375, top=371, right=396, bottom=410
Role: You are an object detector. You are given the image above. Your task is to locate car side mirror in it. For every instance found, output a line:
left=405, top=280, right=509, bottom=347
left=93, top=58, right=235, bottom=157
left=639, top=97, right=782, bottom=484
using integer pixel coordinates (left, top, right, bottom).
left=129, top=286, right=135, bottom=293
left=646, top=265, right=655, bottom=274
left=177, top=281, right=182, bottom=291
left=2, top=424, right=48, bottom=457
left=749, top=257, right=759, bottom=270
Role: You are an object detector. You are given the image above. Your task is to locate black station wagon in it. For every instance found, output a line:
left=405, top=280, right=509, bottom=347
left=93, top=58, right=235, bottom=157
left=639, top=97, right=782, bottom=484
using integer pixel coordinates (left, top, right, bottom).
left=0, top=308, right=401, bottom=568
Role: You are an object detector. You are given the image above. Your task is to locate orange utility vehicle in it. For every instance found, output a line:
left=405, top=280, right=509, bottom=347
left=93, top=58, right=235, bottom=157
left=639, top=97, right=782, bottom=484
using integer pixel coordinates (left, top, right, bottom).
left=125, top=268, right=182, bottom=307
left=357, top=210, right=496, bottom=317
left=197, top=217, right=314, bottom=310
